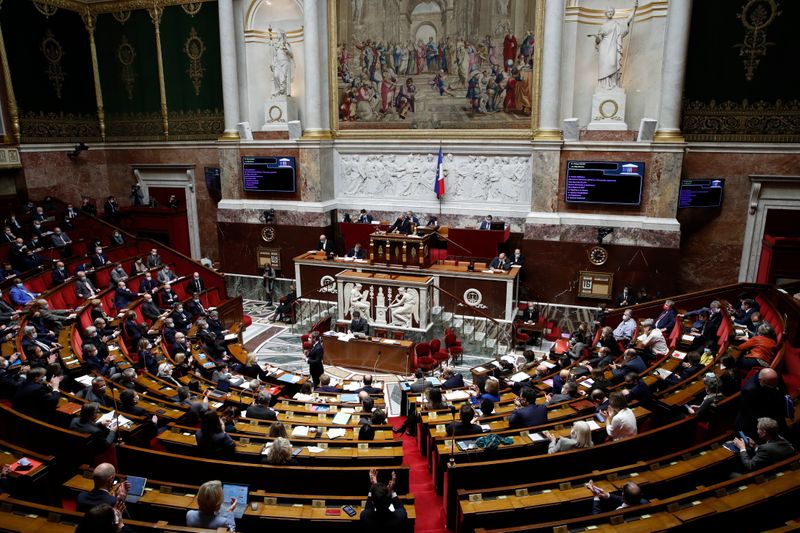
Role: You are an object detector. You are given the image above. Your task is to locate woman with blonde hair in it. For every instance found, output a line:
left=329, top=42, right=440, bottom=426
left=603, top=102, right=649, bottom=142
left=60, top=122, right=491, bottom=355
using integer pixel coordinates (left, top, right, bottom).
left=544, top=420, right=594, bottom=454
left=265, top=437, right=296, bottom=465
left=186, top=479, right=237, bottom=529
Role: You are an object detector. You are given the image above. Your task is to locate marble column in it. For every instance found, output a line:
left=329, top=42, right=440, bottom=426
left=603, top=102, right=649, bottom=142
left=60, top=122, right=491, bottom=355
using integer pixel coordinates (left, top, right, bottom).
left=653, top=0, right=693, bottom=143
left=302, top=0, right=328, bottom=138
left=533, top=0, right=565, bottom=141
left=218, top=0, right=240, bottom=140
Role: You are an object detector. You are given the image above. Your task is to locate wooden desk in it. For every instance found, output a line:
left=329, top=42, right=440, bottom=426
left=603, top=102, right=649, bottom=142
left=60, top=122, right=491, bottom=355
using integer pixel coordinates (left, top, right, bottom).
left=447, top=227, right=510, bottom=258
left=322, top=334, right=413, bottom=374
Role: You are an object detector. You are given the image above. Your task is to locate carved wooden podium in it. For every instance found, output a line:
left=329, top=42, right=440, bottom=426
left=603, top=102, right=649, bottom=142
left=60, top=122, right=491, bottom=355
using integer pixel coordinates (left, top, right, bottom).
left=368, top=232, right=434, bottom=268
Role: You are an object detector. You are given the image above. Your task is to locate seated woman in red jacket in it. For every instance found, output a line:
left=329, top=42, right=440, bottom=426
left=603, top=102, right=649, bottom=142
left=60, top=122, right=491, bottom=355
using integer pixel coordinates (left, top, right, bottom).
left=736, top=322, right=778, bottom=369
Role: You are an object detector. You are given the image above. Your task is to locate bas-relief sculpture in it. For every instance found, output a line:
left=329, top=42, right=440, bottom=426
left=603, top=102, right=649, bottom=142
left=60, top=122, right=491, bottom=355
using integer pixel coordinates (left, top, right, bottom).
left=341, top=282, right=420, bottom=328
left=336, top=0, right=537, bottom=130
left=338, top=153, right=531, bottom=204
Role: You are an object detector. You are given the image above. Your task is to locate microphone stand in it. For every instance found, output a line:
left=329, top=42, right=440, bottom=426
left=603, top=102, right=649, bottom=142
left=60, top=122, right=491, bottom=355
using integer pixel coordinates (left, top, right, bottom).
left=448, top=405, right=457, bottom=468
left=111, top=387, right=123, bottom=444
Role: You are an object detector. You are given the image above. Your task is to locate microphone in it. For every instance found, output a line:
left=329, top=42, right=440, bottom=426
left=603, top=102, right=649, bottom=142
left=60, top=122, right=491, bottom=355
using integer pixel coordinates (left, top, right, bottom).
left=448, top=405, right=457, bottom=468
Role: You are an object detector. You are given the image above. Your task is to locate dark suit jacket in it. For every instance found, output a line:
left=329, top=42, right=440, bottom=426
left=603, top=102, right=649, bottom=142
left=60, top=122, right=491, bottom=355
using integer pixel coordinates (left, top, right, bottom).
left=347, top=248, right=365, bottom=259
left=195, top=429, right=235, bottom=457
left=508, top=403, right=548, bottom=429
left=139, top=278, right=159, bottom=293
left=76, top=489, right=117, bottom=513
left=359, top=495, right=408, bottom=531
left=615, top=291, right=637, bottom=307
left=592, top=493, right=648, bottom=514
left=654, top=309, right=677, bottom=332
left=350, top=317, right=369, bottom=334
left=446, top=421, right=483, bottom=436
left=12, top=380, right=59, bottom=418
left=160, top=291, right=178, bottom=309
left=186, top=299, right=206, bottom=317
left=75, top=279, right=97, bottom=299
left=357, top=214, right=373, bottom=223
left=510, top=254, right=524, bottom=266
left=739, top=438, right=795, bottom=471
left=388, top=217, right=412, bottom=234
left=186, top=278, right=206, bottom=295
left=307, top=342, right=324, bottom=375
left=612, top=356, right=647, bottom=379
left=442, top=373, right=465, bottom=389
left=359, top=386, right=383, bottom=395
left=316, top=240, right=335, bottom=254
left=736, top=373, right=788, bottom=436
left=124, top=319, right=142, bottom=346
left=114, top=287, right=136, bottom=310
left=490, top=257, right=510, bottom=270
left=141, top=301, right=162, bottom=321
left=91, top=253, right=108, bottom=268
left=69, top=418, right=115, bottom=450
left=245, top=405, right=278, bottom=421
left=51, top=268, right=69, bottom=285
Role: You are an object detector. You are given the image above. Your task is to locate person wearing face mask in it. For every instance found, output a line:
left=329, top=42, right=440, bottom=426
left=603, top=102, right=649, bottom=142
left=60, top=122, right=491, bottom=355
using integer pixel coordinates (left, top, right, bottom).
left=653, top=299, right=676, bottom=333
left=510, top=248, right=524, bottom=267
left=130, top=257, right=147, bottom=275
left=187, top=272, right=206, bottom=295
left=157, top=265, right=176, bottom=285
left=186, top=293, right=208, bottom=318
left=614, top=285, right=637, bottom=308
left=145, top=248, right=162, bottom=269
left=681, top=300, right=723, bottom=346
left=31, top=220, right=45, bottom=238
left=82, top=325, right=111, bottom=359
left=1, top=226, right=16, bottom=243
left=111, top=231, right=125, bottom=246
left=75, top=271, right=98, bottom=300
left=139, top=271, right=159, bottom=294
left=612, top=309, right=635, bottom=342
left=109, top=263, right=129, bottom=287
left=170, top=304, right=191, bottom=333
left=51, top=261, right=69, bottom=286
left=90, top=246, right=108, bottom=268
left=21, top=325, right=58, bottom=359
left=159, top=284, right=178, bottom=309
left=9, top=279, right=39, bottom=307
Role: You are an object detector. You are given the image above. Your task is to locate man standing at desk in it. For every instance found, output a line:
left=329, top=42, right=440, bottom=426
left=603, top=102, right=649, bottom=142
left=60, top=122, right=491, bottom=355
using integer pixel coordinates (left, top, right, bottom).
left=347, top=242, right=365, bottom=260
left=490, top=252, right=510, bottom=270
left=388, top=213, right=413, bottom=235
left=317, top=234, right=335, bottom=255
left=350, top=310, right=369, bottom=334
left=306, top=332, right=325, bottom=387
left=477, top=215, right=493, bottom=230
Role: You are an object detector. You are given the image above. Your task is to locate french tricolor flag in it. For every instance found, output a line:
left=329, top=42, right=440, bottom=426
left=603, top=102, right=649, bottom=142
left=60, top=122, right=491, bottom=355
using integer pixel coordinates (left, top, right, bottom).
left=434, top=146, right=445, bottom=199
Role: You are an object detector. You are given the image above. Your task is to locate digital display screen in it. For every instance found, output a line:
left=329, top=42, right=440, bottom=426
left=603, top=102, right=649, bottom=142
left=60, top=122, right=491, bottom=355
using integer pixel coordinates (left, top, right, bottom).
left=565, top=161, right=645, bottom=206
left=678, top=179, right=725, bottom=208
left=242, top=156, right=296, bottom=193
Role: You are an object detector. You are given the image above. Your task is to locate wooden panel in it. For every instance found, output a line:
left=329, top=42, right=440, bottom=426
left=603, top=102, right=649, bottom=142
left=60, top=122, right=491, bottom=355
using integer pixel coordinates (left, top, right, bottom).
left=323, top=335, right=412, bottom=374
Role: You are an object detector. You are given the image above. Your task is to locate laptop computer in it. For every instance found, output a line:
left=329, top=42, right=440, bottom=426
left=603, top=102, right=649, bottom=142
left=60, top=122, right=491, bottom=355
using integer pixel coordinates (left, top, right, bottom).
left=222, top=483, right=249, bottom=519
left=124, top=476, right=147, bottom=503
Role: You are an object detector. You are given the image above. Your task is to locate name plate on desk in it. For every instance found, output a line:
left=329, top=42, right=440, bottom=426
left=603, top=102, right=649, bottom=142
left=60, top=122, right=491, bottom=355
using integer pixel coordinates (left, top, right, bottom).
left=312, top=500, right=326, bottom=508
left=264, top=497, right=277, bottom=505
left=468, top=494, right=483, bottom=503
left=317, top=442, right=328, bottom=450
left=428, top=411, right=438, bottom=419
left=358, top=442, right=369, bottom=451
left=436, top=424, right=446, bottom=433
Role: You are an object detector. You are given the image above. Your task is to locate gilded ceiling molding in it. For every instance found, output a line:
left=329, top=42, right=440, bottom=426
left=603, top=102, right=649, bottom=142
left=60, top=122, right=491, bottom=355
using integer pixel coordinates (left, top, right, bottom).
left=112, top=10, right=131, bottom=23
left=28, top=0, right=214, bottom=16
left=181, top=2, right=202, bottom=16
left=683, top=99, right=800, bottom=143
left=33, top=1, right=59, bottom=17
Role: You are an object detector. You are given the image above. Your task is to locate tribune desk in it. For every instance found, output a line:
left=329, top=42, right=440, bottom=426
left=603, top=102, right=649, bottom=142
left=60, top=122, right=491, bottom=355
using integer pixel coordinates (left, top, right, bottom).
left=322, top=333, right=413, bottom=374
left=294, top=252, right=520, bottom=321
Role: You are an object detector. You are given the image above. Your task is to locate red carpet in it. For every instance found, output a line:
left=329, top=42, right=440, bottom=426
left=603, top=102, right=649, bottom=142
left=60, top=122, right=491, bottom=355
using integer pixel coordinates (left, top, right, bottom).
left=391, top=416, right=450, bottom=533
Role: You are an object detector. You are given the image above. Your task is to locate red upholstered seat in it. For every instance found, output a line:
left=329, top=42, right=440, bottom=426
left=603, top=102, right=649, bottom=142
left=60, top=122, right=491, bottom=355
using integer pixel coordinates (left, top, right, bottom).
left=430, top=338, right=449, bottom=363
left=544, top=322, right=561, bottom=342
left=514, top=326, right=530, bottom=349
left=301, top=333, right=313, bottom=350
left=444, top=332, right=464, bottom=364
left=414, top=342, right=436, bottom=371
left=242, top=314, right=252, bottom=328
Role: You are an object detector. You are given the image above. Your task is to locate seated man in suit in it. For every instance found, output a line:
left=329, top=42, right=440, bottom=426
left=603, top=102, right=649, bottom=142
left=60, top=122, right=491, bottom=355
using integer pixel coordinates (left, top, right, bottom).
left=315, top=374, right=339, bottom=393
left=159, top=284, right=179, bottom=309
left=653, top=299, right=677, bottom=333
left=76, top=463, right=129, bottom=513
left=170, top=304, right=192, bottom=332
left=9, top=279, right=39, bottom=307
left=349, top=310, right=369, bottom=334
left=12, top=367, right=62, bottom=419
left=347, top=242, right=365, bottom=260
left=510, top=248, right=524, bottom=267
left=50, top=227, right=73, bottom=257
left=509, top=386, right=547, bottom=429
left=75, top=271, right=98, bottom=300
left=360, top=469, right=408, bottom=529
left=521, top=302, right=539, bottom=323
left=446, top=404, right=483, bottom=436
left=359, top=375, right=382, bottom=395
left=357, top=209, right=373, bottom=223
left=69, top=402, right=117, bottom=451
left=185, top=293, right=207, bottom=317
left=103, top=195, right=119, bottom=217
left=477, top=214, right=493, bottom=230
left=441, top=367, right=464, bottom=389
left=615, top=286, right=637, bottom=308
left=139, top=271, right=159, bottom=295
left=145, top=248, right=162, bottom=268
left=77, top=376, right=112, bottom=408
left=186, top=272, right=206, bottom=295
left=51, top=261, right=70, bottom=286
left=623, top=372, right=653, bottom=405
left=245, top=391, right=278, bottom=420
left=489, top=253, right=510, bottom=271
left=610, top=349, right=647, bottom=381
left=140, top=293, right=163, bottom=322
left=316, top=234, right=335, bottom=255
left=114, top=281, right=138, bottom=310
left=733, top=417, right=795, bottom=472
left=157, top=265, right=176, bottom=284
left=90, top=246, right=109, bottom=268
left=168, top=332, right=191, bottom=357
left=587, top=480, right=647, bottom=514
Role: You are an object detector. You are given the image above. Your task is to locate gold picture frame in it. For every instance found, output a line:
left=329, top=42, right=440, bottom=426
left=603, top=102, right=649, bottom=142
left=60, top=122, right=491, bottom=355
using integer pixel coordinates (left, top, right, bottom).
left=327, top=0, right=544, bottom=139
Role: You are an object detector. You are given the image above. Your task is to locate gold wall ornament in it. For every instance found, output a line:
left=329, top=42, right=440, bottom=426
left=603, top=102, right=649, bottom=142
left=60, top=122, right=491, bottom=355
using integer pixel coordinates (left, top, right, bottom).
left=167, top=108, right=223, bottom=140
left=33, top=1, right=58, bottom=17
left=117, top=35, right=137, bottom=100
left=682, top=98, right=800, bottom=143
left=19, top=110, right=101, bottom=142
left=112, top=11, right=131, bottom=23
left=181, top=2, right=202, bottom=16
left=82, top=10, right=106, bottom=141
left=183, top=27, right=205, bottom=96
left=0, top=0, right=19, bottom=143
left=40, top=30, right=65, bottom=99
left=148, top=3, right=169, bottom=139
left=735, top=0, right=782, bottom=81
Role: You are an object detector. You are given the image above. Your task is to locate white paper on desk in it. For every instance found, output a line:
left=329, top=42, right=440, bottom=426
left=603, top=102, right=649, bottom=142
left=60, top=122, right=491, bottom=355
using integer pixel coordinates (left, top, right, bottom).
left=224, top=333, right=237, bottom=341
left=306, top=446, right=325, bottom=454
left=482, top=270, right=494, bottom=273
left=473, top=366, right=487, bottom=373
left=480, top=424, right=491, bottom=432
left=579, top=378, right=594, bottom=388
left=343, top=382, right=361, bottom=391
left=332, top=412, right=351, bottom=425
left=211, top=402, right=224, bottom=409
left=380, top=339, right=399, bottom=345
left=654, top=368, right=673, bottom=379
left=542, top=379, right=554, bottom=387
left=541, top=361, right=556, bottom=369
left=75, top=375, right=94, bottom=387
left=291, top=426, right=310, bottom=437
left=586, top=420, right=601, bottom=431
left=98, top=411, right=132, bottom=428
left=672, top=351, right=687, bottom=360
left=329, top=376, right=340, bottom=387
left=681, top=334, right=696, bottom=343
left=327, top=428, right=346, bottom=439
left=510, top=372, right=530, bottom=383
left=340, top=407, right=355, bottom=414
left=528, top=433, right=547, bottom=443
left=444, top=390, right=470, bottom=402
left=294, top=393, right=313, bottom=402
left=241, top=410, right=248, bottom=418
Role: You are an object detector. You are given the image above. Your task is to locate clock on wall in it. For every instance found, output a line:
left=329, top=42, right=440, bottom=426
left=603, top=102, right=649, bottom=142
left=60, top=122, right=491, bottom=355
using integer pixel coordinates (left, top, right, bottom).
left=588, top=245, right=609, bottom=266
left=261, top=226, right=276, bottom=243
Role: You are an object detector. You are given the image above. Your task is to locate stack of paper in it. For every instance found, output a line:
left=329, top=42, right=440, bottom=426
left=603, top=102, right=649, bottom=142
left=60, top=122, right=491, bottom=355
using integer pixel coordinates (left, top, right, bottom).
left=672, top=351, right=687, bottom=360
left=510, top=372, right=531, bottom=383
left=306, top=446, right=325, bottom=454
left=443, top=390, right=470, bottom=402
left=326, top=428, right=346, bottom=439
left=332, top=412, right=351, bottom=425
left=528, top=433, right=547, bottom=443
left=291, top=426, right=310, bottom=437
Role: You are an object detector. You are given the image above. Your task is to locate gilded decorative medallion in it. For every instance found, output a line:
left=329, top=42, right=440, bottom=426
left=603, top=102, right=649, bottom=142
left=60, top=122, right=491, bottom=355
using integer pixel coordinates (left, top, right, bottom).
left=184, top=28, right=206, bottom=96
left=181, top=2, right=203, bottom=17
left=735, top=0, right=782, bottom=81
left=40, top=30, right=65, bottom=99
left=117, top=35, right=137, bottom=100
left=33, top=2, right=57, bottom=17
left=112, top=11, right=131, bottom=24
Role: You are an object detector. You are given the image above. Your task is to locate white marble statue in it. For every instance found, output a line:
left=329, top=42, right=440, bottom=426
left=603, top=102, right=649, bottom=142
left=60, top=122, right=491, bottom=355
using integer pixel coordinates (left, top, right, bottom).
left=269, top=30, right=294, bottom=97
left=589, top=1, right=638, bottom=91
left=389, top=287, right=419, bottom=328
left=344, top=282, right=371, bottom=320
